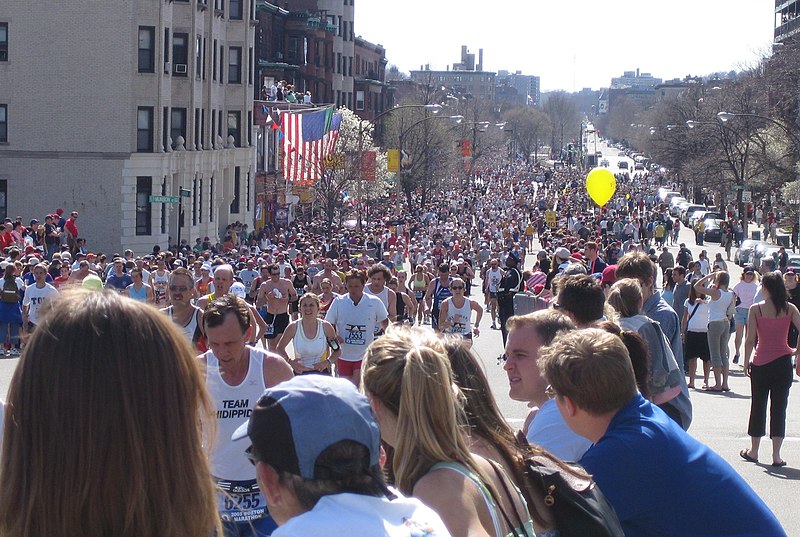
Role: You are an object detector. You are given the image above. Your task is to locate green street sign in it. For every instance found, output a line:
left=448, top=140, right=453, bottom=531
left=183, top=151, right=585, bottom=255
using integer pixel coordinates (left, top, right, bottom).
left=149, top=195, right=180, bottom=203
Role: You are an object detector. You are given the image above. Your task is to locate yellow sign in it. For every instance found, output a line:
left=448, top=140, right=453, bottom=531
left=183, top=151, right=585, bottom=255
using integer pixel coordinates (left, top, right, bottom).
left=387, top=149, right=400, bottom=172
left=323, top=153, right=345, bottom=170
left=545, top=211, right=557, bottom=228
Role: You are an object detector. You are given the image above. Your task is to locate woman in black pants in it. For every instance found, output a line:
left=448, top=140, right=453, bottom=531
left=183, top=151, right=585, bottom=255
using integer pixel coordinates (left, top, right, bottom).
left=741, top=272, right=800, bottom=467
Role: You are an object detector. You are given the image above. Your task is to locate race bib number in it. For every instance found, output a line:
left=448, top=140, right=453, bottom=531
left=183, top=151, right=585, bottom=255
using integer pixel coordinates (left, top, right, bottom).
left=216, top=480, right=267, bottom=523
left=344, top=323, right=366, bottom=345
left=266, top=324, right=275, bottom=336
left=450, top=321, right=466, bottom=334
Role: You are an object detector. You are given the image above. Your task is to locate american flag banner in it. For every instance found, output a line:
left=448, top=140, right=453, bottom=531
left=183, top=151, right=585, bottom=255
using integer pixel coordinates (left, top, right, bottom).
left=280, top=108, right=342, bottom=183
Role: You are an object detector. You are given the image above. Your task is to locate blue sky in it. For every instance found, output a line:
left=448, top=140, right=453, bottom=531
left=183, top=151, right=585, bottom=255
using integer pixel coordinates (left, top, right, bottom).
left=356, top=0, right=775, bottom=92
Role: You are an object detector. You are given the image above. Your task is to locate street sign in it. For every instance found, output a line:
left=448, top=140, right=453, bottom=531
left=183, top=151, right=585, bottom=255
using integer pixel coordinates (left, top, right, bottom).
left=545, top=210, right=557, bottom=228
left=742, top=191, right=751, bottom=203
left=149, top=195, right=179, bottom=203
left=387, top=149, right=400, bottom=172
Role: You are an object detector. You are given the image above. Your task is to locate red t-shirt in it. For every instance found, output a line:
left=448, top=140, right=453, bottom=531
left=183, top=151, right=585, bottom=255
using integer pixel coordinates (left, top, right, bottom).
left=65, top=218, right=79, bottom=238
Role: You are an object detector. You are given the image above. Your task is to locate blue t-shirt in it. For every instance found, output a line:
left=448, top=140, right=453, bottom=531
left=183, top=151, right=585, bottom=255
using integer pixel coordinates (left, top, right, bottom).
left=580, top=394, right=785, bottom=537
left=105, top=272, right=133, bottom=291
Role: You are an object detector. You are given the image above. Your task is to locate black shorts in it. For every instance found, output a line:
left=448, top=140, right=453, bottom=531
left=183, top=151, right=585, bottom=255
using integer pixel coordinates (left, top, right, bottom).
left=264, top=312, right=290, bottom=339
left=684, top=331, right=710, bottom=362
left=290, top=299, right=300, bottom=313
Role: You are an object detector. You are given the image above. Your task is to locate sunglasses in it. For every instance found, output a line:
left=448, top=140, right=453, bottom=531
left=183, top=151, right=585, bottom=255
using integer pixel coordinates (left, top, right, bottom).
left=169, top=285, right=189, bottom=292
left=451, top=285, right=465, bottom=290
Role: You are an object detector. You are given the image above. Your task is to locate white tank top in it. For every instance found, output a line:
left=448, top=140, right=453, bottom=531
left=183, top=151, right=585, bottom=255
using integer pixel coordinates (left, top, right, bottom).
left=293, top=318, right=328, bottom=367
left=708, top=289, right=733, bottom=323
left=152, top=270, right=169, bottom=303
left=205, top=347, right=266, bottom=480
left=165, top=305, right=200, bottom=343
left=364, top=284, right=389, bottom=309
left=443, top=297, right=472, bottom=335
left=487, top=268, right=502, bottom=292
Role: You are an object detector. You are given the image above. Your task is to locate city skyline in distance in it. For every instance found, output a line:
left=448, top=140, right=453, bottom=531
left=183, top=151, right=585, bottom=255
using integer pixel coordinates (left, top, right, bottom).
left=356, top=0, right=775, bottom=93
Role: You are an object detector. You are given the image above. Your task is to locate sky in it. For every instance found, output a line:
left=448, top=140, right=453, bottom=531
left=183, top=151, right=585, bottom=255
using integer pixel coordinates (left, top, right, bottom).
left=355, top=0, right=776, bottom=92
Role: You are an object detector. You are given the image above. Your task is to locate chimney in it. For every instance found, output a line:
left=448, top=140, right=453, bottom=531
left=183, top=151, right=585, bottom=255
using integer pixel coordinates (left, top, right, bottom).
left=478, top=49, right=483, bottom=71
left=461, top=45, right=467, bottom=62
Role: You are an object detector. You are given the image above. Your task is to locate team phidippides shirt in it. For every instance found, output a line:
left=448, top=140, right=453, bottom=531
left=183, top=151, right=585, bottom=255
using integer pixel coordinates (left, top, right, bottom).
left=325, top=293, right=388, bottom=362
left=205, top=347, right=274, bottom=526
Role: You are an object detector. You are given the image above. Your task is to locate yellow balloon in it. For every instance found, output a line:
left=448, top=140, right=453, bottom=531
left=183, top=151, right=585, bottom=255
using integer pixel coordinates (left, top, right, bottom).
left=626, top=193, right=631, bottom=199
left=586, top=168, right=617, bottom=207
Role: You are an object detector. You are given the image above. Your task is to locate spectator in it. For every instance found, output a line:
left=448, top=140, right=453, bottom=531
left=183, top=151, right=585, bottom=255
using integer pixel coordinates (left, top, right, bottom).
left=539, top=328, right=786, bottom=537
left=0, top=290, right=221, bottom=536
left=232, top=375, right=450, bottom=536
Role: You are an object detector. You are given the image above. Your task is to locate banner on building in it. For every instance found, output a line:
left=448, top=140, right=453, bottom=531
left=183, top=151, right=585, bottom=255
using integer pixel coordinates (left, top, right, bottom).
left=275, top=204, right=289, bottom=225
left=387, top=149, right=400, bottom=172
left=460, top=139, right=472, bottom=157
left=360, top=151, right=376, bottom=181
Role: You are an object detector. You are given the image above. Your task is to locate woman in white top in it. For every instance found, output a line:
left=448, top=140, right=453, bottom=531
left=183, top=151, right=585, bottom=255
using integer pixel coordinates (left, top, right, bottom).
left=682, top=285, right=711, bottom=389
left=732, top=266, right=759, bottom=364
left=694, top=271, right=735, bottom=392
left=276, top=293, right=340, bottom=375
left=438, top=277, right=483, bottom=349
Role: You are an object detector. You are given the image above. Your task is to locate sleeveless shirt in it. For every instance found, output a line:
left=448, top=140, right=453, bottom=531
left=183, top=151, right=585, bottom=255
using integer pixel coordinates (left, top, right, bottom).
left=294, top=318, right=328, bottom=368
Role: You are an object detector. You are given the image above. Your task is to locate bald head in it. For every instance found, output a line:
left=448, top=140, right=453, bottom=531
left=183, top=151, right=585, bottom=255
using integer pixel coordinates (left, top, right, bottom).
left=213, top=264, right=234, bottom=295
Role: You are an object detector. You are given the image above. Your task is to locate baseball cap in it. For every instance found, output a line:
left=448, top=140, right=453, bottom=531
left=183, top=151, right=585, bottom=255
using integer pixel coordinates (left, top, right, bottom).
left=230, top=282, right=247, bottom=298
left=743, top=265, right=756, bottom=275
left=554, top=247, right=571, bottom=261
left=506, top=252, right=520, bottom=263
left=232, top=375, right=380, bottom=479
left=81, top=274, right=103, bottom=292
left=602, top=265, right=618, bottom=285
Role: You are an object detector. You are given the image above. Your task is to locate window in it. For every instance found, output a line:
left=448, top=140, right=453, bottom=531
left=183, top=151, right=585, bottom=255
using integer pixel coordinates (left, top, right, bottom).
left=201, top=109, right=206, bottom=149
left=199, top=178, right=203, bottom=223
left=194, top=108, right=201, bottom=150
left=230, top=166, right=241, bottom=214
left=219, top=44, right=225, bottom=83
left=137, top=107, right=154, bottom=152
left=202, top=37, right=207, bottom=79
left=246, top=170, right=251, bottom=211
left=247, top=111, right=252, bottom=146
left=192, top=177, right=198, bottom=225
left=0, top=104, right=6, bottom=143
left=228, top=46, right=241, bottom=84
left=136, top=177, right=152, bottom=236
left=170, top=108, right=187, bottom=148
left=248, top=46, right=253, bottom=85
left=172, top=33, right=189, bottom=75
left=195, top=34, right=203, bottom=78
left=138, top=26, right=155, bottom=72
left=163, top=28, right=170, bottom=63
left=355, top=91, right=364, bottom=111
left=0, top=180, right=7, bottom=220
left=162, top=107, right=169, bottom=151
left=211, top=110, right=216, bottom=147
left=0, top=23, right=7, bottom=62
left=227, top=110, right=241, bottom=147
left=212, top=39, right=218, bottom=80
left=209, top=176, right=214, bottom=222
left=230, top=0, right=243, bottom=20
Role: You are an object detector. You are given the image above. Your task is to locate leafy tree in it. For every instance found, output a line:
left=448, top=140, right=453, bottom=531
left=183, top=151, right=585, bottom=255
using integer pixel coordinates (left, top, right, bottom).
left=502, top=106, right=552, bottom=163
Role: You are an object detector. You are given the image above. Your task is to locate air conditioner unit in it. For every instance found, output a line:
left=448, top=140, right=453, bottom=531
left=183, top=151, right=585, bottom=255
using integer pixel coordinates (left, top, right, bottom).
left=174, top=64, right=188, bottom=74
left=164, top=61, right=171, bottom=74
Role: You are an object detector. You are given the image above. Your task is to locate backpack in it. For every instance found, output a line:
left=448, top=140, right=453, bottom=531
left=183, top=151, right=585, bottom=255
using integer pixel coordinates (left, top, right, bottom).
left=2, top=278, right=19, bottom=304
left=502, top=433, right=625, bottom=537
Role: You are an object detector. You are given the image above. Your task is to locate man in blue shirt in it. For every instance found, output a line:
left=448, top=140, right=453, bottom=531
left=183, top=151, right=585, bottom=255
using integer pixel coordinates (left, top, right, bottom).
left=539, top=328, right=785, bottom=537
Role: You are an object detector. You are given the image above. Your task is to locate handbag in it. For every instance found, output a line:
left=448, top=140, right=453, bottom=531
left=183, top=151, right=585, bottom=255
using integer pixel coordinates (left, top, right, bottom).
left=509, top=433, right=625, bottom=537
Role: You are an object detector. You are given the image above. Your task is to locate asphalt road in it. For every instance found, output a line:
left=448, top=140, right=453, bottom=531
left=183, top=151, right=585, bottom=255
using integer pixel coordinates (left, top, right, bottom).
left=0, top=220, right=796, bottom=530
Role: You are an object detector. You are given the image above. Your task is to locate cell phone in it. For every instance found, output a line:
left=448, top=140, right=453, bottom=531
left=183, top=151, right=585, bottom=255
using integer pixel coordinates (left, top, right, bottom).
left=328, top=338, right=341, bottom=351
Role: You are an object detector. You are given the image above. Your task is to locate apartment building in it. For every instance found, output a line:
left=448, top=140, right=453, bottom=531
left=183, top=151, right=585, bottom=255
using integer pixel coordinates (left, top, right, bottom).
left=0, top=0, right=257, bottom=253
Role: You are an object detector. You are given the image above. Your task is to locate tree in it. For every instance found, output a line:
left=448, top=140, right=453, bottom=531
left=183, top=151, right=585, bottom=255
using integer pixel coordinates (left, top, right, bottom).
left=542, top=91, right=579, bottom=158
left=310, top=108, right=389, bottom=234
left=502, top=106, right=552, bottom=163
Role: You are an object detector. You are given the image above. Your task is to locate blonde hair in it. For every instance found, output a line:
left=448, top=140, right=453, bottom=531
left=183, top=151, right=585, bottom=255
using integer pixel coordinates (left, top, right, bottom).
left=607, top=279, right=643, bottom=318
left=0, top=290, right=220, bottom=537
left=362, top=325, right=483, bottom=495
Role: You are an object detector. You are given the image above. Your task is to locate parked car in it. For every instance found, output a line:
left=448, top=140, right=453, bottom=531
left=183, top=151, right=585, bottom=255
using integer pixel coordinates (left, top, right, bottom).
left=734, top=239, right=763, bottom=266
left=673, top=200, right=691, bottom=218
left=634, top=163, right=646, bottom=171
left=682, top=205, right=707, bottom=225
left=668, top=197, right=687, bottom=216
left=703, top=218, right=724, bottom=242
left=753, top=244, right=781, bottom=269
left=788, top=254, right=800, bottom=270
left=689, top=211, right=723, bottom=229
left=618, top=160, right=629, bottom=170
left=659, top=190, right=681, bottom=204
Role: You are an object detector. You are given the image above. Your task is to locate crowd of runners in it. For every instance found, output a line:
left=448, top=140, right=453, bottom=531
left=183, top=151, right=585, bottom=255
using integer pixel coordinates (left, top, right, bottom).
left=0, top=154, right=792, bottom=536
